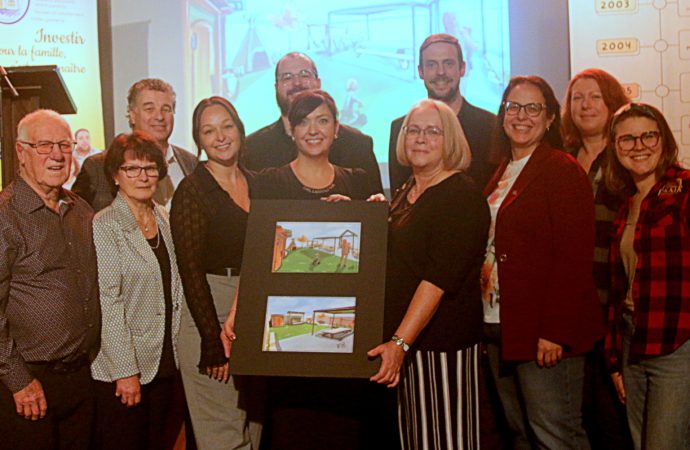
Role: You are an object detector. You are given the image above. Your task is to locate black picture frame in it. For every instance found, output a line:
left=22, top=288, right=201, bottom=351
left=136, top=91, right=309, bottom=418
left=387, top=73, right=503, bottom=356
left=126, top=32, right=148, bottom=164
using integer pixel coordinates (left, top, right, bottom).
left=230, top=200, right=388, bottom=378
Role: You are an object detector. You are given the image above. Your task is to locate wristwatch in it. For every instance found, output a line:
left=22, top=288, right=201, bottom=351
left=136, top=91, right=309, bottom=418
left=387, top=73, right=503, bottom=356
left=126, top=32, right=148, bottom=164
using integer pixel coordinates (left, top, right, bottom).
left=391, top=335, right=409, bottom=352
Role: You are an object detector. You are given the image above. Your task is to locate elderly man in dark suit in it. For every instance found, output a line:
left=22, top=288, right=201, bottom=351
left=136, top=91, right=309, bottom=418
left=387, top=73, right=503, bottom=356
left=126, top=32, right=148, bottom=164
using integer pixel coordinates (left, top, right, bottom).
left=242, top=52, right=383, bottom=193
left=72, top=78, right=197, bottom=211
left=388, top=34, right=497, bottom=193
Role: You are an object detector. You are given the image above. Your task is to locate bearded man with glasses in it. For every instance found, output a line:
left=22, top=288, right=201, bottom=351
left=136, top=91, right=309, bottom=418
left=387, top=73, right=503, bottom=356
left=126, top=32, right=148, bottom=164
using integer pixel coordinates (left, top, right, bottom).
left=242, top=51, right=382, bottom=194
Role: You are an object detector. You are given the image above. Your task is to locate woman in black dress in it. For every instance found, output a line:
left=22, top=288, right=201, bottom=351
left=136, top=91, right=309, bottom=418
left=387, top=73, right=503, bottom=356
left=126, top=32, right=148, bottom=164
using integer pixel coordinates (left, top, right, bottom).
left=252, top=90, right=375, bottom=201
left=253, top=89, right=386, bottom=450
left=368, top=99, right=489, bottom=449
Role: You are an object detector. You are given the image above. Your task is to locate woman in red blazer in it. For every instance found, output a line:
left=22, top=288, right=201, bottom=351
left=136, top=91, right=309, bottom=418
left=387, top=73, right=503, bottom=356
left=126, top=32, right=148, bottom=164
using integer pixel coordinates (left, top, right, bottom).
left=481, top=76, right=604, bottom=449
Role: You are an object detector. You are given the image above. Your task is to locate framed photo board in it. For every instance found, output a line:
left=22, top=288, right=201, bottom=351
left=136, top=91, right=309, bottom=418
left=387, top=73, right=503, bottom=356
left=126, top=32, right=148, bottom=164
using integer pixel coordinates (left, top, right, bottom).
left=230, top=200, right=388, bottom=378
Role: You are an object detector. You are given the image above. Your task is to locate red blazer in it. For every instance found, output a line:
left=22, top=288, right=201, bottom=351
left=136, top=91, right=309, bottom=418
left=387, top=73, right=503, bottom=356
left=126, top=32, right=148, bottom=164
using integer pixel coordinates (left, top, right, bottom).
left=484, top=142, right=605, bottom=361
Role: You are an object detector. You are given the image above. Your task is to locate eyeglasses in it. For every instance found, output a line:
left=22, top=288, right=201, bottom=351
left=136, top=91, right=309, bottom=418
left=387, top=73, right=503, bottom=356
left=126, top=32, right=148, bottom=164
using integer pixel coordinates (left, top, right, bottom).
left=403, top=126, right=444, bottom=138
left=277, top=69, right=318, bottom=83
left=615, top=131, right=661, bottom=152
left=19, top=140, right=75, bottom=154
left=119, top=165, right=160, bottom=178
left=503, top=101, right=548, bottom=117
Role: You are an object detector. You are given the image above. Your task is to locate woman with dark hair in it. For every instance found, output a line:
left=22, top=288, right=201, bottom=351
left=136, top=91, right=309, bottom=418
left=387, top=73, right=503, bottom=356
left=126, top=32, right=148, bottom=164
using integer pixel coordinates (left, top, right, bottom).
left=562, top=68, right=633, bottom=449
left=481, top=76, right=603, bottom=449
left=368, top=99, right=489, bottom=449
left=252, top=89, right=375, bottom=200
left=170, top=96, right=260, bottom=449
left=604, top=102, right=690, bottom=450
left=91, top=131, right=184, bottom=450
left=254, top=89, right=385, bottom=450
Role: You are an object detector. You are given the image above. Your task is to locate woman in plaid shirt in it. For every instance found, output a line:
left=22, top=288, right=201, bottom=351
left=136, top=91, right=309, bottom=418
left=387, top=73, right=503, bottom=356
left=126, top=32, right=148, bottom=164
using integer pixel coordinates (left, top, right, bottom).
left=605, top=102, right=690, bottom=450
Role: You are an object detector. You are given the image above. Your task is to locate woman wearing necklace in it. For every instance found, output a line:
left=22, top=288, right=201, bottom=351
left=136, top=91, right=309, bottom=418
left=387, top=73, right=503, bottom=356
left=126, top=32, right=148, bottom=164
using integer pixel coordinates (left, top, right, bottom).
left=604, top=103, right=690, bottom=450
left=170, top=96, right=260, bottom=449
left=252, top=90, right=384, bottom=450
left=252, top=90, right=375, bottom=201
left=481, top=76, right=604, bottom=449
left=91, top=132, right=185, bottom=450
left=561, top=68, right=632, bottom=449
left=368, top=99, right=489, bottom=449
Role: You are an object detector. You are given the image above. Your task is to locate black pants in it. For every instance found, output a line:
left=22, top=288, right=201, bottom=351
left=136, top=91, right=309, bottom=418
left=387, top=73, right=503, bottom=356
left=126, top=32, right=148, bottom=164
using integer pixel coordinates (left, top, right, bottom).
left=93, top=376, right=176, bottom=450
left=0, top=363, right=94, bottom=450
left=262, top=378, right=399, bottom=450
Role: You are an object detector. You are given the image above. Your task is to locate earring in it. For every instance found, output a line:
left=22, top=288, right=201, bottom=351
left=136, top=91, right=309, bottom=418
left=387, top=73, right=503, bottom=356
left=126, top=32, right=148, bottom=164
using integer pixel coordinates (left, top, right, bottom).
left=334, top=134, right=339, bottom=139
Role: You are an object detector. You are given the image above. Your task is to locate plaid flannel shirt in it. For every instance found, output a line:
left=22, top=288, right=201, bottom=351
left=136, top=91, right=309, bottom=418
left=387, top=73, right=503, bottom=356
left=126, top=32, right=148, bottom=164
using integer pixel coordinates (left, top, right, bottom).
left=606, top=165, right=690, bottom=371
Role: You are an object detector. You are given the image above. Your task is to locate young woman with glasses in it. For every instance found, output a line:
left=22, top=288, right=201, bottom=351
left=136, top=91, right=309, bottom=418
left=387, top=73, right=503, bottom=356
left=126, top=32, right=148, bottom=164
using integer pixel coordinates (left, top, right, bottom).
left=604, top=102, right=690, bottom=450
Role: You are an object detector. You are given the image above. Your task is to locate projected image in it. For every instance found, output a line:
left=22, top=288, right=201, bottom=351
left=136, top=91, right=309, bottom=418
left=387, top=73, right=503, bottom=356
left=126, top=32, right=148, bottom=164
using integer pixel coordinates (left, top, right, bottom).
left=263, top=296, right=356, bottom=353
left=272, top=221, right=361, bottom=273
left=183, top=0, right=510, bottom=164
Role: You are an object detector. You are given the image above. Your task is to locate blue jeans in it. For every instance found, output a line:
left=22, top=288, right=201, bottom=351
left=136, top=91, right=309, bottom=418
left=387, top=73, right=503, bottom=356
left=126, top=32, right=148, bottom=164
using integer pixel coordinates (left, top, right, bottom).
left=516, top=356, right=590, bottom=450
left=622, top=314, right=690, bottom=450
left=486, top=326, right=590, bottom=449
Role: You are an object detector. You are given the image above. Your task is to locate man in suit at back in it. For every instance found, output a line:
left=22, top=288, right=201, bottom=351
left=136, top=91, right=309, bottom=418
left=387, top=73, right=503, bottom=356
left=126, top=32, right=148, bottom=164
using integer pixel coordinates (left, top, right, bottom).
left=388, top=34, right=497, bottom=193
left=242, top=52, right=383, bottom=193
left=73, top=78, right=197, bottom=211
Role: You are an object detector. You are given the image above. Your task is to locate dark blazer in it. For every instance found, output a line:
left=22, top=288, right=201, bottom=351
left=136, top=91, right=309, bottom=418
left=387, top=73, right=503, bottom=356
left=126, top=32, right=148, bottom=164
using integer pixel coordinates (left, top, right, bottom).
left=388, top=98, right=497, bottom=194
left=242, top=118, right=383, bottom=194
left=484, top=143, right=604, bottom=361
left=72, top=145, right=197, bottom=212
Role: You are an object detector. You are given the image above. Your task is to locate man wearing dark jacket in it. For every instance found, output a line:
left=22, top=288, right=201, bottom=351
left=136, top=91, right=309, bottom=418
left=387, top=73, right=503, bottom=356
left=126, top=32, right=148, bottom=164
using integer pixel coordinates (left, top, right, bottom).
left=388, top=34, right=497, bottom=193
left=242, top=52, right=383, bottom=194
left=72, top=78, right=197, bottom=211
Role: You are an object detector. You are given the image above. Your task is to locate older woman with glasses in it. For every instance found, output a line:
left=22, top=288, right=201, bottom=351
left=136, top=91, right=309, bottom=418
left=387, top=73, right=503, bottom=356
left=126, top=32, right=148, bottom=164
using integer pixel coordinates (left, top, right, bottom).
left=482, top=76, right=604, bottom=449
left=368, top=98, right=489, bottom=449
left=90, top=132, right=184, bottom=450
left=604, top=102, right=690, bottom=450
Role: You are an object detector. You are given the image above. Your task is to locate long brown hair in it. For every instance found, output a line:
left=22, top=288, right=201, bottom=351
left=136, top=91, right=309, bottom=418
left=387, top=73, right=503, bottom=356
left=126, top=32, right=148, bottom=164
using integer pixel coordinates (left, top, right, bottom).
left=191, top=96, right=246, bottom=157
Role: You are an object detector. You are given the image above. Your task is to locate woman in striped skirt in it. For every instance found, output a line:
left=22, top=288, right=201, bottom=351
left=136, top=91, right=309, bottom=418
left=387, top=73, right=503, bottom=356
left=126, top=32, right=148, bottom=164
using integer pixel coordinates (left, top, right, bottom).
left=368, top=99, right=490, bottom=449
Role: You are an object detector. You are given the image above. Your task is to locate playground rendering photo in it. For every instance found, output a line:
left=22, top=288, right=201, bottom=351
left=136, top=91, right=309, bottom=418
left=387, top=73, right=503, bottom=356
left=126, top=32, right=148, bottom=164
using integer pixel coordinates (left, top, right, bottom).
left=272, top=221, right=361, bottom=273
left=263, top=296, right=356, bottom=353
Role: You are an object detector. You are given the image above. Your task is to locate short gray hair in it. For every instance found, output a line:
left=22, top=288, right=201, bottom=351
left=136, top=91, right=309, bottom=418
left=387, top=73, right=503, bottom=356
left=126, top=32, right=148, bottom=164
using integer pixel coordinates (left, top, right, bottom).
left=17, top=109, right=71, bottom=141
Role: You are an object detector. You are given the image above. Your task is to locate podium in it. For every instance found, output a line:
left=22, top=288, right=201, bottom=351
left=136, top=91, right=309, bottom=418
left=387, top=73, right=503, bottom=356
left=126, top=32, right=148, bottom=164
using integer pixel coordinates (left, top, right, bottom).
left=0, top=65, right=76, bottom=188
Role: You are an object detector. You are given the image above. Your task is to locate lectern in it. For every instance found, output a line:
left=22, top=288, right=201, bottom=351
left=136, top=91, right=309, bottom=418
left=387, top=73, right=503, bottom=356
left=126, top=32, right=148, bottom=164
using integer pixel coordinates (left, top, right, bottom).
left=0, top=65, right=76, bottom=188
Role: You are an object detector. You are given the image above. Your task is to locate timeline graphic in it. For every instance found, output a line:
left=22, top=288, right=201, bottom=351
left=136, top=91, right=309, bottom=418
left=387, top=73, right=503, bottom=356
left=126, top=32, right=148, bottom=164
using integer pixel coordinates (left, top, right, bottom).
left=569, top=0, right=690, bottom=164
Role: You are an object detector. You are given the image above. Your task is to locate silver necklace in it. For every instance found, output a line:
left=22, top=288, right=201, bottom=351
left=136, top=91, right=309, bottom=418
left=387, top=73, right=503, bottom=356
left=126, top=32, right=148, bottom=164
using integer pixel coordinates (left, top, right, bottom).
left=148, top=230, right=161, bottom=249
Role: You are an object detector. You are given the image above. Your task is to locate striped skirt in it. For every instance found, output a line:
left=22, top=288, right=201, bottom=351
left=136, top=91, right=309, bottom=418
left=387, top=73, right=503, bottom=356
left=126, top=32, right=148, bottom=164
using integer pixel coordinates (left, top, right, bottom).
left=398, top=344, right=480, bottom=450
